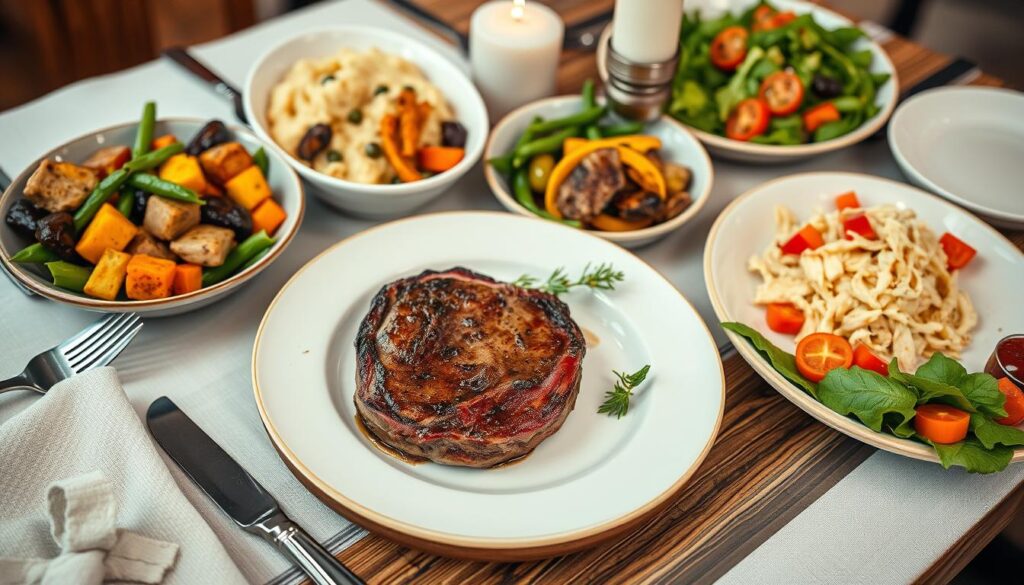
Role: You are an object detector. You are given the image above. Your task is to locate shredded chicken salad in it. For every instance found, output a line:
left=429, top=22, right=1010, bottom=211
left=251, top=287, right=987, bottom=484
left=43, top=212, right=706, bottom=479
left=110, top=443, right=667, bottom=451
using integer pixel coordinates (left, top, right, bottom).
left=749, top=204, right=978, bottom=370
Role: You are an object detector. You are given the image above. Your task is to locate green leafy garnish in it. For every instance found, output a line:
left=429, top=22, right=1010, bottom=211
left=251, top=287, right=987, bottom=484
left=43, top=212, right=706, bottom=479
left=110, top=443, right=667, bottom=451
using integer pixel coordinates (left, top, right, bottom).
left=513, top=263, right=625, bottom=296
left=928, top=438, right=1013, bottom=475
left=721, top=322, right=818, bottom=398
left=970, top=415, right=1024, bottom=450
left=915, top=354, right=1007, bottom=418
left=598, top=365, right=651, bottom=419
left=818, top=367, right=918, bottom=438
left=887, top=359, right=974, bottom=412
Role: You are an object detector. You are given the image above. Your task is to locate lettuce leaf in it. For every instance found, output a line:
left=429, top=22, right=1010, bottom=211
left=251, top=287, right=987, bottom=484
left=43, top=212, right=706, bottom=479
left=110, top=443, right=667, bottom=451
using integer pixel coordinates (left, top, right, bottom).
left=887, top=359, right=974, bottom=412
left=928, top=438, right=1013, bottom=474
left=915, top=354, right=1006, bottom=418
left=818, top=367, right=917, bottom=436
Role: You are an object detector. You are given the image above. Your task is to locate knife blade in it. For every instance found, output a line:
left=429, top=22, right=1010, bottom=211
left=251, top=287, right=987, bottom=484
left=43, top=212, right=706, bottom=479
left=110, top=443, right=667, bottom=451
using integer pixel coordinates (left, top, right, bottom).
left=147, top=397, right=364, bottom=585
left=162, top=47, right=249, bottom=125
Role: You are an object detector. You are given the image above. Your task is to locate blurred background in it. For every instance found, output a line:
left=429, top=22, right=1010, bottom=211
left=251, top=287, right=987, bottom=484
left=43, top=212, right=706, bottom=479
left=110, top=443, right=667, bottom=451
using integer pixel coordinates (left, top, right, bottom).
left=0, top=0, right=1021, bottom=581
left=0, top=0, right=1021, bottom=112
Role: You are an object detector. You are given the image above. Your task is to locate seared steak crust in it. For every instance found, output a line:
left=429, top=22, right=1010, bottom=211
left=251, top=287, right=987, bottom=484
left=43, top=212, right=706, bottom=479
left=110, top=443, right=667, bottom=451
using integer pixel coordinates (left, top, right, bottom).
left=354, top=267, right=586, bottom=467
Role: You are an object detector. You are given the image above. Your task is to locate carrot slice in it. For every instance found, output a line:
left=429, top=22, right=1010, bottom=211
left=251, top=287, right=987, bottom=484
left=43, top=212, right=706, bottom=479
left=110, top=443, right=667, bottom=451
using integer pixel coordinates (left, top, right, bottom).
left=398, top=88, right=420, bottom=158
left=417, top=146, right=464, bottom=173
left=914, top=404, right=970, bottom=444
left=380, top=114, right=422, bottom=183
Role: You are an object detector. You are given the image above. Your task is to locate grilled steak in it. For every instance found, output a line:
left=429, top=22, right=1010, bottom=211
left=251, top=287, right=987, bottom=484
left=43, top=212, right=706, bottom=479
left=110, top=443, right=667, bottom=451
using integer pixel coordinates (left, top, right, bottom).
left=354, top=267, right=586, bottom=468
left=556, top=147, right=625, bottom=221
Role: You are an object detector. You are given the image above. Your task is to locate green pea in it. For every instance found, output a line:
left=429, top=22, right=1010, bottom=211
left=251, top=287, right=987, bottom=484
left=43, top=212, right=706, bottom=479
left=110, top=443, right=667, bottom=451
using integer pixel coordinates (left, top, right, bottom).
left=373, top=85, right=389, bottom=96
left=365, top=142, right=382, bottom=158
left=321, top=75, right=336, bottom=85
left=347, top=109, right=363, bottom=124
left=326, top=150, right=343, bottom=162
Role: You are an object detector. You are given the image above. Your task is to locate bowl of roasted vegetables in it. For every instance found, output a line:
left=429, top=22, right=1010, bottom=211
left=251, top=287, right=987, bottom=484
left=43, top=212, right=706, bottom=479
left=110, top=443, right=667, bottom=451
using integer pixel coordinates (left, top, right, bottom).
left=244, top=26, right=488, bottom=218
left=598, top=0, right=896, bottom=163
left=0, top=102, right=304, bottom=316
left=485, top=83, right=713, bottom=248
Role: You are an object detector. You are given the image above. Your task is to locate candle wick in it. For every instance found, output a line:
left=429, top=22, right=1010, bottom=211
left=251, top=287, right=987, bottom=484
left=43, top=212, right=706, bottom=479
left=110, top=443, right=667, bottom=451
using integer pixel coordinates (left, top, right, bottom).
left=511, top=0, right=525, bottom=20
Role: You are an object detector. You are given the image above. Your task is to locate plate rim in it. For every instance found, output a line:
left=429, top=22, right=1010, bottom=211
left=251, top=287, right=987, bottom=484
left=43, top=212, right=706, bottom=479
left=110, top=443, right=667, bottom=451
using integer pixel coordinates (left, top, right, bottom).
left=888, top=86, right=1024, bottom=225
left=252, top=210, right=726, bottom=557
left=703, top=171, right=1024, bottom=464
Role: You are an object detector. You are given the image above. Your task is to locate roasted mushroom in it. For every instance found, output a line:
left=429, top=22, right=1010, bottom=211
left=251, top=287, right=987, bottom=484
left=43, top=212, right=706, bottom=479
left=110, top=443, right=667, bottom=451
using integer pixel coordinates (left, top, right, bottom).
left=5, top=199, right=46, bottom=239
left=296, top=124, right=332, bottom=161
left=663, top=189, right=693, bottom=221
left=35, top=212, right=78, bottom=261
left=441, top=121, right=468, bottom=148
left=130, top=190, right=150, bottom=224
left=556, top=148, right=625, bottom=221
left=610, top=189, right=664, bottom=222
left=200, top=196, right=253, bottom=241
left=663, top=163, right=692, bottom=194
left=185, top=120, right=230, bottom=156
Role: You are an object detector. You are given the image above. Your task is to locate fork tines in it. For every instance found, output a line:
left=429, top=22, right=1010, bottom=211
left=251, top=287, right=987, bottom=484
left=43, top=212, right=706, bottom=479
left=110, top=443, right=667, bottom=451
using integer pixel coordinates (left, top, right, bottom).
left=59, top=313, right=143, bottom=374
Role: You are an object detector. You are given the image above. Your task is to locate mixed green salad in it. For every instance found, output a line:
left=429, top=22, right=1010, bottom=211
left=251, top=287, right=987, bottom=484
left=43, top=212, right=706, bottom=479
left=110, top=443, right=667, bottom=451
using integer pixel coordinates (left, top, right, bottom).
left=724, top=323, right=1024, bottom=473
left=669, top=2, right=891, bottom=145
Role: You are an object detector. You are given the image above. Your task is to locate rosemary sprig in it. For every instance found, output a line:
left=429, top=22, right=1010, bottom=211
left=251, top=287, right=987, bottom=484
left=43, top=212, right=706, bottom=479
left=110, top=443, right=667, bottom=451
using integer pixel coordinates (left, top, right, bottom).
left=513, top=262, right=625, bottom=296
left=598, top=365, right=651, bottom=419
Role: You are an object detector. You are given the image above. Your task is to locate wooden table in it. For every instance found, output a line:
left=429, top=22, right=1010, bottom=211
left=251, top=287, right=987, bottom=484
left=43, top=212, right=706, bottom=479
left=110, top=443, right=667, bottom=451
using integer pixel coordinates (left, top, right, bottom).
left=331, top=2, right=1024, bottom=583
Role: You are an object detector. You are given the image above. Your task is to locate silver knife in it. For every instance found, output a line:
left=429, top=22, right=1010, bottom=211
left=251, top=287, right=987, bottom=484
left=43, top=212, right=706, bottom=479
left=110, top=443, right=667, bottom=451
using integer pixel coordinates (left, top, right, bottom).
left=146, top=397, right=364, bottom=585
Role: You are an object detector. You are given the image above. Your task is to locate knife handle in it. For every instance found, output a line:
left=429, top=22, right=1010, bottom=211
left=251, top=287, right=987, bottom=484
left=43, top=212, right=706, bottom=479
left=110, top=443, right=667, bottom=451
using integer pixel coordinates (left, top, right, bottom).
left=251, top=512, right=364, bottom=585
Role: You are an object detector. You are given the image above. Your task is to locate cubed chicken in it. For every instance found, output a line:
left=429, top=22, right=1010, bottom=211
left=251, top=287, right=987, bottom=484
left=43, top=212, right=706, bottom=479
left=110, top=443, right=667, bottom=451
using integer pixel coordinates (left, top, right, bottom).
left=199, top=142, right=254, bottom=185
left=81, top=146, right=131, bottom=177
left=23, top=159, right=99, bottom=213
left=170, top=225, right=235, bottom=267
left=125, top=229, right=177, bottom=261
left=143, top=196, right=200, bottom=240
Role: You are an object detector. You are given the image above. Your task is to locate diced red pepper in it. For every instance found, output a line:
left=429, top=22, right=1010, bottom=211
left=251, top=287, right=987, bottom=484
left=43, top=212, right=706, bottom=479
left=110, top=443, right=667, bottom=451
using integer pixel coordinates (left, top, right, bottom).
left=843, top=214, right=876, bottom=240
left=853, top=344, right=889, bottom=376
left=803, top=103, right=841, bottom=133
left=780, top=225, right=825, bottom=255
left=766, top=303, right=805, bottom=335
left=835, top=191, right=861, bottom=211
left=939, top=233, right=976, bottom=270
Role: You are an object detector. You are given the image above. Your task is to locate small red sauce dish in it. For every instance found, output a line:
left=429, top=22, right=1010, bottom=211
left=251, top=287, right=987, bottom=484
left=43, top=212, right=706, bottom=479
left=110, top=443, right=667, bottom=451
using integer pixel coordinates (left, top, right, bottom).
left=985, top=334, right=1024, bottom=386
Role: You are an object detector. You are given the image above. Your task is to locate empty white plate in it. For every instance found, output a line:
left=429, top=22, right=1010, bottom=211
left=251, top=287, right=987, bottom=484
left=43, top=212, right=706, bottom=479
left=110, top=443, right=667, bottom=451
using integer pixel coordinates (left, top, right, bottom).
left=889, top=87, right=1024, bottom=228
left=252, top=212, right=724, bottom=559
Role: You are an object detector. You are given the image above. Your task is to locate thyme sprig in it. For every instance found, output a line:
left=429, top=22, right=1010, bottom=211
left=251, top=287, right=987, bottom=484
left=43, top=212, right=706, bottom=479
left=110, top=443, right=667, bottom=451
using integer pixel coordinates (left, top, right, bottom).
left=513, top=262, right=625, bottom=296
left=598, top=365, right=651, bottom=419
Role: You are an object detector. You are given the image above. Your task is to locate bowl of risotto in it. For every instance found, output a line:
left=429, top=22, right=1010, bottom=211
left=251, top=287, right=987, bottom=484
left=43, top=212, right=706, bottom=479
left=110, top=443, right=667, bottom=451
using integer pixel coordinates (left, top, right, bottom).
left=244, top=27, right=488, bottom=218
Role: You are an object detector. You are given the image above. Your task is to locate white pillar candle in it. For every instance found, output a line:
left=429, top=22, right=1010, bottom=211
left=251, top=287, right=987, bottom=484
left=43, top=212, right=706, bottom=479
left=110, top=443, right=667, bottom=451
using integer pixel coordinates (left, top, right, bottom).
left=611, top=0, right=684, bottom=63
left=470, top=0, right=565, bottom=121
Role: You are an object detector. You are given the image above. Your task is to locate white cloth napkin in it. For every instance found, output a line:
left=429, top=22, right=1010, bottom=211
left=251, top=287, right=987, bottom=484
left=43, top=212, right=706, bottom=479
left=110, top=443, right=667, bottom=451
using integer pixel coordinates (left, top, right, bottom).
left=0, top=368, right=246, bottom=585
left=0, top=471, right=179, bottom=585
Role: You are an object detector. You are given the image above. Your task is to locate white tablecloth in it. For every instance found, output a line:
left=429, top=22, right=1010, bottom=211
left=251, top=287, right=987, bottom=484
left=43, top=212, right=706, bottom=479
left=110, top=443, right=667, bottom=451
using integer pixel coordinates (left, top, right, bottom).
left=1, top=1, right=1021, bottom=583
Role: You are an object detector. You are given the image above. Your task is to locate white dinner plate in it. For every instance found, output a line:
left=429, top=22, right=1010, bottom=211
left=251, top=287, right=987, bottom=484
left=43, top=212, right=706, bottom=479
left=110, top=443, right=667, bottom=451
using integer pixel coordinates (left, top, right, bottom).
left=253, top=212, right=724, bottom=559
left=705, top=172, right=1024, bottom=464
left=889, top=87, right=1024, bottom=228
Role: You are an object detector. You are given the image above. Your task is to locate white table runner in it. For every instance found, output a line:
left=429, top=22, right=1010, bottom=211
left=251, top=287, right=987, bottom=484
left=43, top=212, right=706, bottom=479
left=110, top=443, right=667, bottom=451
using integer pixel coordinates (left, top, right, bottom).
left=1, top=1, right=1022, bottom=583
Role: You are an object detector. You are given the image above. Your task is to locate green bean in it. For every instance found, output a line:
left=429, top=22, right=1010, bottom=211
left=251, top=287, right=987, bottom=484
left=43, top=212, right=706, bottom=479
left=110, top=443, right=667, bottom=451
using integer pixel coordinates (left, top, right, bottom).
left=585, top=126, right=602, bottom=140
left=513, top=126, right=579, bottom=167
left=831, top=96, right=863, bottom=113
left=487, top=155, right=514, bottom=175
left=132, top=102, right=156, bottom=159
left=240, top=247, right=271, bottom=271
left=202, top=230, right=275, bottom=286
left=527, top=106, right=604, bottom=135
left=127, top=173, right=204, bottom=205
left=512, top=169, right=581, bottom=228
left=581, top=79, right=596, bottom=108
left=73, top=168, right=131, bottom=232
left=123, top=142, right=184, bottom=173
left=598, top=121, right=646, bottom=137
left=253, top=146, right=269, bottom=179
left=116, top=191, right=135, bottom=217
left=10, top=243, right=58, bottom=264
left=516, top=117, right=544, bottom=148
left=46, top=261, right=92, bottom=293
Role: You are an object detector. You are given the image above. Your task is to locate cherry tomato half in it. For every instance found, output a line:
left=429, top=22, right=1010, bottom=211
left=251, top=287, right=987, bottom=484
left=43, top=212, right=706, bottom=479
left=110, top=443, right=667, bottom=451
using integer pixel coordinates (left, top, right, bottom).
left=796, top=333, right=853, bottom=382
left=939, top=233, right=977, bottom=270
left=996, top=377, right=1024, bottom=426
left=759, top=71, right=805, bottom=116
left=853, top=344, right=889, bottom=376
left=725, top=98, right=770, bottom=141
left=803, top=102, right=841, bottom=133
left=766, top=303, right=805, bottom=335
left=710, top=26, right=749, bottom=71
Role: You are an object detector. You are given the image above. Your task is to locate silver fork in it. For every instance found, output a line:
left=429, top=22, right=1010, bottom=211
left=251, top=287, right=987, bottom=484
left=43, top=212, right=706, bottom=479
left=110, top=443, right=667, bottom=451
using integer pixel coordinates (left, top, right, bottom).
left=0, top=312, right=143, bottom=395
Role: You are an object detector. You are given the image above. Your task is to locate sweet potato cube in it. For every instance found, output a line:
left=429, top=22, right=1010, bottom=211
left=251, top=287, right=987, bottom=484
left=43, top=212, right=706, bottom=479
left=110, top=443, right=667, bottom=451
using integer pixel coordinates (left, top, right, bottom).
left=159, top=154, right=207, bottom=193
left=143, top=196, right=200, bottom=240
left=250, top=198, right=286, bottom=236
left=83, top=248, right=131, bottom=300
left=173, top=263, right=203, bottom=295
left=170, top=225, right=235, bottom=267
left=74, top=203, right=138, bottom=264
left=23, top=159, right=99, bottom=213
left=125, top=254, right=177, bottom=300
left=151, top=134, right=178, bottom=150
left=82, top=146, right=131, bottom=177
left=225, top=165, right=271, bottom=210
left=199, top=142, right=253, bottom=185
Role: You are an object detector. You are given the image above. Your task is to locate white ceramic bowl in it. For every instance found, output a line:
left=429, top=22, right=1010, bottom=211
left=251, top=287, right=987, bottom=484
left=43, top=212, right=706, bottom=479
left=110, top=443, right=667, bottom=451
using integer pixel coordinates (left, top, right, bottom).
left=244, top=26, right=488, bottom=218
left=484, top=96, right=714, bottom=249
left=889, top=87, right=1024, bottom=229
left=0, top=119, right=304, bottom=317
left=597, top=0, right=898, bottom=163
left=705, top=172, right=1024, bottom=464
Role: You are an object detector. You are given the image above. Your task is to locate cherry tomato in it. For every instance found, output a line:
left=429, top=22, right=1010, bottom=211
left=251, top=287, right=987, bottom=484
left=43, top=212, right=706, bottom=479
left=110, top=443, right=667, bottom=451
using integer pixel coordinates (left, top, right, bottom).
left=710, top=26, right=749, bottom=71
left=843, top=214, right=876, bottom=240
left=996, top=377, right=1024, bottom=426
left=939, top=233, right=977, bottom=270
left=796, top=333, right=853, bottom=383
left=803, top=102, right=841, bottom=133
left=725, top=98, right=770, bottom=141
left=915, top=404, right=970, bottom=444
left=853, top=344, right=889, bottom=376
left=753, top=8, right=797, bottom=32
left=766, top=303, right=805, bottom=335
left=779, top=225, right=824, bottom=255
left=753, top=5, right=775, bottom=25
left=759, top=71, right=805, bottom=116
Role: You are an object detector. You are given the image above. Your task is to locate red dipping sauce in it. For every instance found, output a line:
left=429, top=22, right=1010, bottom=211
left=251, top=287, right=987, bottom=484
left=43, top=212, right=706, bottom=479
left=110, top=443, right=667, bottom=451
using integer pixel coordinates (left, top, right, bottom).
left=986, top=334, right=1024, bottom=386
